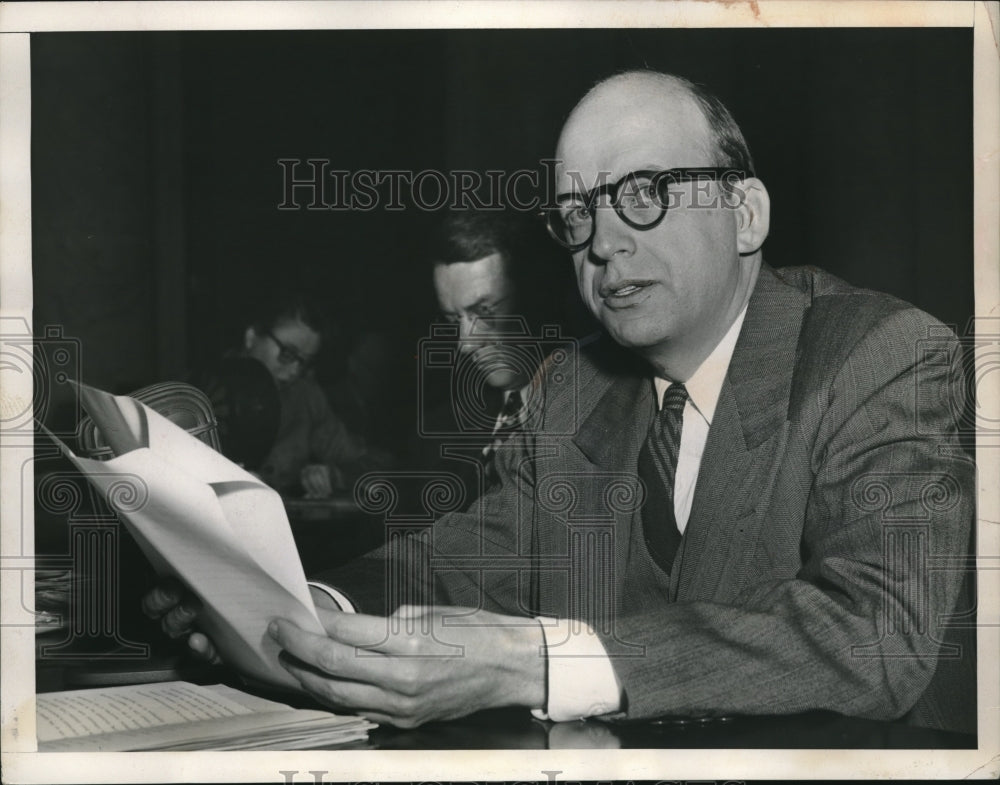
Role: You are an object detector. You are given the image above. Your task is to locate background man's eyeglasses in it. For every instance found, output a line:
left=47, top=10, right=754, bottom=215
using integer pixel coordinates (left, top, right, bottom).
left=542, top=167, right=745, bottom=252
left=267, top=331, right=314, bottom=368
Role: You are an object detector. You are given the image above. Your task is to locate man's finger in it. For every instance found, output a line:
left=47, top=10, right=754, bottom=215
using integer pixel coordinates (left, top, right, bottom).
left=280, top=653, right=409, bottom=717
left=188, top=632, right=222, bottom=664
left=314, top=608, right=416, bottom=650
left=318, top=607, right=465, bottom=657
left=270, top=618, right=401, bottom=684
left=141, top=580, right=183, bottom=618
left=269, top=618, right=362, bottom=674
left=161, top=599, right=201, bottom=639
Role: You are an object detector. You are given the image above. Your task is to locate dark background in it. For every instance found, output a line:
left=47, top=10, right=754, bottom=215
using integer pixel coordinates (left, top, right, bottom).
left=31, top=27, right=973, bottom=434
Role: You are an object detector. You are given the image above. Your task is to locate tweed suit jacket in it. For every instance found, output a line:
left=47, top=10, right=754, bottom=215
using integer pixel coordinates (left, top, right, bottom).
left=320, top=264, right=976, bottom=734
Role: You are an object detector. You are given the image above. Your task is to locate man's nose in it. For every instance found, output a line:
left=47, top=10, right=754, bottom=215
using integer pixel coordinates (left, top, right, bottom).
left=457, top=317, right=479, bottom=355
left=589, top=202, right=635, bottom=263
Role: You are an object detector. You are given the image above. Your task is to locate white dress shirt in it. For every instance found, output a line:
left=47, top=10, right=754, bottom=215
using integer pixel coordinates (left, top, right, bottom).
left=655, top=305, right=748, bottom=533
left=311, top=306, right=748, bottom=722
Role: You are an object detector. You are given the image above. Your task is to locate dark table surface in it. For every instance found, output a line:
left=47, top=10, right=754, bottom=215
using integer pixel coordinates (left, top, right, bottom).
left=366, top=706, right=976, bottom=750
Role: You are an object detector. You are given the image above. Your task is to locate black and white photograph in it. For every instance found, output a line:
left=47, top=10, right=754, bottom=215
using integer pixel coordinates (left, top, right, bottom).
left=1, top=1, right=998, bottom=782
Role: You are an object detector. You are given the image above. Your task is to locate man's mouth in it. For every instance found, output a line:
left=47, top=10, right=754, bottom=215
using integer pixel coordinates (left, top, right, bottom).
left=600, top=280, right=654, bottom=302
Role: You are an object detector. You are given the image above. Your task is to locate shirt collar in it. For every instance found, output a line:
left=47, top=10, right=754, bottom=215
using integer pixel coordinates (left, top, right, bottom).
left=654, top=304, right=748, bottom=426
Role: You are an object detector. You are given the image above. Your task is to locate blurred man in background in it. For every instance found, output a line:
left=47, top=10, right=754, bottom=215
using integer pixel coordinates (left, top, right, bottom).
left=216, top=289, right=390, bottom=497
left=417, top=209, right=584, bottom=489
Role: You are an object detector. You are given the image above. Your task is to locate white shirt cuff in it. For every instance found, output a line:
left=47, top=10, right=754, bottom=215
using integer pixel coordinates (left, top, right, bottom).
left=530, top=616, right=622, bottom=722
left=306, top=581, right=356, bottom=613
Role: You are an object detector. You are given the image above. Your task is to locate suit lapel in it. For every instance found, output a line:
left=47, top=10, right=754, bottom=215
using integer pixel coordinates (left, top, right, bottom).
left=572, top=373, right=652, bottom=471
left=566, top=362, right=652, bottom=617
left=674, top=266, right=809, bottom=601
left=529, top=343, right=651, bottom=619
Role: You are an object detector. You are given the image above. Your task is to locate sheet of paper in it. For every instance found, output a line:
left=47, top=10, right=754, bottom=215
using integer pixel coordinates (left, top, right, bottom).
left=54, top=386, right=325, bottom=690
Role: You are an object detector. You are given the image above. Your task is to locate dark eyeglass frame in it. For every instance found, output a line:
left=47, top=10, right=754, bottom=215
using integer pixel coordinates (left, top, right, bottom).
left=266, top=330, right=315, bottom=369
left=541, top=167, right=746, bottom=252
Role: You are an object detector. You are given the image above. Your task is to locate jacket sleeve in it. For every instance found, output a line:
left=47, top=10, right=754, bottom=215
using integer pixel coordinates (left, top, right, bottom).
left=598, top=308, right=974, bottom=724
left=311, top=429, right=540, bottom=616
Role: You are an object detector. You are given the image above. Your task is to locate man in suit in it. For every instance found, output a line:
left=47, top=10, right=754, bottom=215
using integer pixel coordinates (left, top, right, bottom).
left=416, top=210, right=568, bottom=491
left=150, top=70, right=975, bottom=734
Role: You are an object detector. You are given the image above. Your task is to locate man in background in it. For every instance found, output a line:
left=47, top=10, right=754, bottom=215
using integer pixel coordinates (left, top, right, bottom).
left=415, top=209, right=582, bottom=490
left=217, top=289, right=390, bottom=497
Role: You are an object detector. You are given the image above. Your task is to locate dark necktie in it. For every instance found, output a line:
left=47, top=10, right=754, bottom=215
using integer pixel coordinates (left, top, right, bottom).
left=482, top=389, right=524, bottom=484
left=637, top=383, right=688, bottom=573
left=494, top=389, right=524, bottom=442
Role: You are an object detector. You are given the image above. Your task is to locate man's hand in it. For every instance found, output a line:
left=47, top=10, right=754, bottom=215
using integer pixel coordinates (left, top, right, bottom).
left=300, top=464, right=333, bottom=498
left=269, top=605, right=547, bottom=728
left=140, top=578, right=220, bottom=663
left=140, top=581, right=347, bottom=664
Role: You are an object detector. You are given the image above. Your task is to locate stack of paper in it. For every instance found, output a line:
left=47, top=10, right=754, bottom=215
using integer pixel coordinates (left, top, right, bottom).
left=36, top=681, right=376, bottom=751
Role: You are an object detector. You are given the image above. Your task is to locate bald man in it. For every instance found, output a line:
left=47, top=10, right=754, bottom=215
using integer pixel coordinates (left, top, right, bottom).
left=149, top=71, right=974, bottom=735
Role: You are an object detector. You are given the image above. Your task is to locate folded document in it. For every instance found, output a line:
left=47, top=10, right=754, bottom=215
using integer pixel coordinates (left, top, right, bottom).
left=51, top=384, right=326, bottom=691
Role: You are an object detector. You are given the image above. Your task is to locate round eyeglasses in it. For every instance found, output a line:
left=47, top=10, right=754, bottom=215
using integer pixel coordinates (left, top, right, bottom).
left=267, top=331, right=315, bottom=369
left=541, top=167, right=745, bottom=252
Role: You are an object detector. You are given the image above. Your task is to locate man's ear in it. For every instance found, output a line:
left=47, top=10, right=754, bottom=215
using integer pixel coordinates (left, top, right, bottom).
left=733, top=177, right=770, bottom=255
left=244, top=326, right=257, bottom=351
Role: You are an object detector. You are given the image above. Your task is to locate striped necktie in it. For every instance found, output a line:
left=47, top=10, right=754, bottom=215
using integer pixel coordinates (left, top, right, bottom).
left=637, top=382, right=688, bottom=574
left=494, top=388, right=524, bottom=443
left=482, top=389, right=524, bottom=485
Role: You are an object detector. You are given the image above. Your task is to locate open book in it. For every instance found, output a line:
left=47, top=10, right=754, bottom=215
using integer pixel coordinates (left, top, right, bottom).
left=36, top=681, right=376, bottom=751
left=48, top=383, right=327, bottom=691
